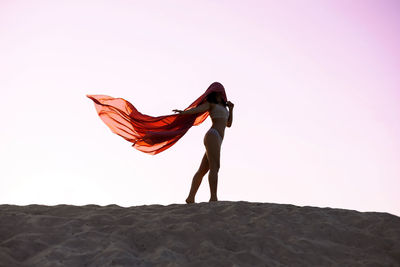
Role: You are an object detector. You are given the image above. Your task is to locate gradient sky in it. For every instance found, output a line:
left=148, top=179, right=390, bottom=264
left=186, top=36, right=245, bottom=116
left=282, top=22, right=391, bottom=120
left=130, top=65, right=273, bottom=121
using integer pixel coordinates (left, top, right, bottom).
left=1, top=0, right=399, bottom=216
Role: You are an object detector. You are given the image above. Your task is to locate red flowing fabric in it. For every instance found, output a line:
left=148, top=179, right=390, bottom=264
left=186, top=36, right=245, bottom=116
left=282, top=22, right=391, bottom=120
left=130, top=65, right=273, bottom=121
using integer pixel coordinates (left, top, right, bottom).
left=87, top=82, right=227, bottom=155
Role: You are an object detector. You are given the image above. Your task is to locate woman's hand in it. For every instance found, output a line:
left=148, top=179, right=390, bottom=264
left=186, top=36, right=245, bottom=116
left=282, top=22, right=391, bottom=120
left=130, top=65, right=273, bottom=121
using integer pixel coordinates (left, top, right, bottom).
left=172, top=109, right=183, bottom=114
left=227, top=101, right=234, bottom=109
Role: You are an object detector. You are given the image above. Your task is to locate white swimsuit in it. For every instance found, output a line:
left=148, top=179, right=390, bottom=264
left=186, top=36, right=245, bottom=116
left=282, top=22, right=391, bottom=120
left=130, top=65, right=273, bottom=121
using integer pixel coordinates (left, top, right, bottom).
left=209, top=104, right=229, bottom=120
left=204, top=104, right=229, bottom=144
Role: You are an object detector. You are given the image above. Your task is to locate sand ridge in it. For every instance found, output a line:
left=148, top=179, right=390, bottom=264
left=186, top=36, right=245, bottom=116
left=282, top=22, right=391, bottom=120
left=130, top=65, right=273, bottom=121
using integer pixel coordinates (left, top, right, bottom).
left=0, top=201, right=399, bottom=266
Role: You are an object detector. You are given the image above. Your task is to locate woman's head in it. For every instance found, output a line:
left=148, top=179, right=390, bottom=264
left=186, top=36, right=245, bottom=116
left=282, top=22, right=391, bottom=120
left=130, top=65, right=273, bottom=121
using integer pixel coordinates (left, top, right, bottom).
left=186, top=81, right=227, bottom=110
left=205, top=82, right=227, bottom=106
left=206, top=91, right=226, bottom=106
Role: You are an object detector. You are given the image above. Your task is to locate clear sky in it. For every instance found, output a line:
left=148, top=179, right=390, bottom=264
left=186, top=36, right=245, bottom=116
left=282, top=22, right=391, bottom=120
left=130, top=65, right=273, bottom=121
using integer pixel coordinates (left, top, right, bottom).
left=1, top=0, right=399, bottom=216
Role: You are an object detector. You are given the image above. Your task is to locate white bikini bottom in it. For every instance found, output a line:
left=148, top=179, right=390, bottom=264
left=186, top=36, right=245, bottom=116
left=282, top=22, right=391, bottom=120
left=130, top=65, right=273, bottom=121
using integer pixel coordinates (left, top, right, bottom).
left=204, top=128, right=223, bottom=145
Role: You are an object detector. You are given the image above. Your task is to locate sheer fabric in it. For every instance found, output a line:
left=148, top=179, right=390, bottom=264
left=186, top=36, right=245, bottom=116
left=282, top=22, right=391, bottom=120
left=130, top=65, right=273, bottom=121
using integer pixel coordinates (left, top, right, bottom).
left=87, top=82, right=227, bottom=155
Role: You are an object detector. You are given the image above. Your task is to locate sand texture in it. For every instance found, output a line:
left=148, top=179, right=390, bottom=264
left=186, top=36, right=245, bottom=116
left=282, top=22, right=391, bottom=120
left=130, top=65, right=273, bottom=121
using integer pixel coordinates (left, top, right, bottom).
left=0, top=201, right=399, bottom=267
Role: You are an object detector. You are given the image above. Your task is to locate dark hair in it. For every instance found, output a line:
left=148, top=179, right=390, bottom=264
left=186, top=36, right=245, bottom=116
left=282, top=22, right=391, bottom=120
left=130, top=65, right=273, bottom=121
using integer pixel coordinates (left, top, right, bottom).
left=206, top=92, right=226, bottom=106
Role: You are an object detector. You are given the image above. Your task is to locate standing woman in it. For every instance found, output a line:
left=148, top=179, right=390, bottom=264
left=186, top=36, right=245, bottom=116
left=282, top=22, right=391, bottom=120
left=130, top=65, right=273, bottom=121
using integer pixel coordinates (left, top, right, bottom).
left=87, top=82, right=233, bottom=203
left=173, top=92, right=234, bottom=203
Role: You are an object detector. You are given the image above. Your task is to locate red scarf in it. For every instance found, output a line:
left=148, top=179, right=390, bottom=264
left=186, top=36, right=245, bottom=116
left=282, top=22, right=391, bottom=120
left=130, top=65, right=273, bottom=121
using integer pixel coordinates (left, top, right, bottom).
left=87, top=82, right=227, bottom=155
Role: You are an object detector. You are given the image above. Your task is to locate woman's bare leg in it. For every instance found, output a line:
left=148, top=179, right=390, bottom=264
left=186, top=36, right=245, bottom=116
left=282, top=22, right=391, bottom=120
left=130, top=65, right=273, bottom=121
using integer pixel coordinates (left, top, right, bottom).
left=186, top=153, right=209, bottom=203
left=204, top=132, right=221, bottom=202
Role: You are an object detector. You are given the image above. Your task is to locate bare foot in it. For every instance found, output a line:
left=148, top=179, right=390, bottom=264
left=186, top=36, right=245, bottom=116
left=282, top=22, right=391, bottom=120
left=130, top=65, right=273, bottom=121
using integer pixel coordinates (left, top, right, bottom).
left=209, top=197, right=218, bottom=202
left=186, top=197, right=194, bottom=204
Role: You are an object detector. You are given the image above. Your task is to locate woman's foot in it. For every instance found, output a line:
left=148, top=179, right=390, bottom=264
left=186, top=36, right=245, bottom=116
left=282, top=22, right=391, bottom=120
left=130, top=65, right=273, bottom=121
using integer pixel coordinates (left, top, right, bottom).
left=186, top=197, right=195, bottom=204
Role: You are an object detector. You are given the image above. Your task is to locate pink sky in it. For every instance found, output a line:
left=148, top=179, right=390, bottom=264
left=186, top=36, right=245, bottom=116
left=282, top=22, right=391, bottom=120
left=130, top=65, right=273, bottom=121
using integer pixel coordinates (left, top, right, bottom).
left=1, top=0, right=399, bottom=215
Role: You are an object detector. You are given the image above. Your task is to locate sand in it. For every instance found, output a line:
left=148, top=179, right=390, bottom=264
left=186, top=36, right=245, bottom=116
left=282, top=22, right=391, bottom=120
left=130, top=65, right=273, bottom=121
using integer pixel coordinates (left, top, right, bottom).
left=0, top=201, right=399, bottom=267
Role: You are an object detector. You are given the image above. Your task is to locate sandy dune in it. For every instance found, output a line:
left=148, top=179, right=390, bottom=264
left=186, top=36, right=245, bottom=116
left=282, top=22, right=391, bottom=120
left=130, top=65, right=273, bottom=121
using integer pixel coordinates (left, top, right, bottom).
left=0, top=201, right=399, bottom=266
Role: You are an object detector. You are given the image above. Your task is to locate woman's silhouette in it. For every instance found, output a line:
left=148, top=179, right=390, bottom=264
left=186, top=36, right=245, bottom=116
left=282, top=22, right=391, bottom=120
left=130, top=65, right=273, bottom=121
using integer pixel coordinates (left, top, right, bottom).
left=87, top=82, right=233, bottom=203
left=173, top=91, right=234, bottom=203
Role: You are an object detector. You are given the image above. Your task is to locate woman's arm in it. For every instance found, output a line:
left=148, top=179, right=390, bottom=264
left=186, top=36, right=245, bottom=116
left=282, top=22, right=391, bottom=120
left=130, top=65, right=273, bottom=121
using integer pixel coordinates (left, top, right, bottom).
left=226, top=101, right=234, bottom=127
left=173, top=102, right=210, bottom=115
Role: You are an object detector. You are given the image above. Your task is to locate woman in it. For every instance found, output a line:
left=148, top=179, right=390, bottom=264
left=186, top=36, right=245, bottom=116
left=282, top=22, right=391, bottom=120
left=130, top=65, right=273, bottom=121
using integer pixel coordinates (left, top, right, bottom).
left=87, top=82, right=233, bottom=203
left=173, top=91, right=234, bottom=203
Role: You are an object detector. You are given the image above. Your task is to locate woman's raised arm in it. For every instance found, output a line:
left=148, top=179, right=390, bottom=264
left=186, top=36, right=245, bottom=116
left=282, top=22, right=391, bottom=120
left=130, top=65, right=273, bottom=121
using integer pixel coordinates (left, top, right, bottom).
left=173, top=102, right=210, bottom=115
left=226, top=101, right=234, bottom=127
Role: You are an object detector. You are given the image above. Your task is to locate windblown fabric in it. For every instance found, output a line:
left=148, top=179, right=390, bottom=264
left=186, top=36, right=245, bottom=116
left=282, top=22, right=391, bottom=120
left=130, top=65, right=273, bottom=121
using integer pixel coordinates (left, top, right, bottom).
left=87, top=82, right=227, bottom=155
